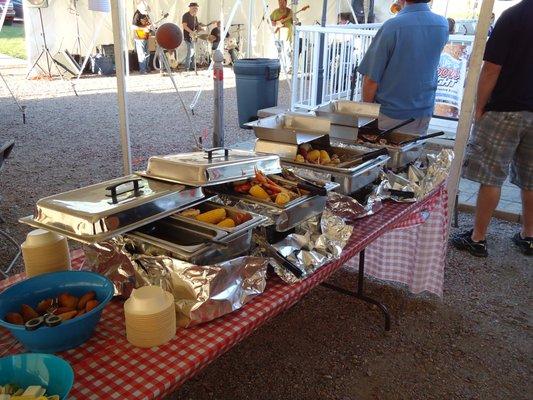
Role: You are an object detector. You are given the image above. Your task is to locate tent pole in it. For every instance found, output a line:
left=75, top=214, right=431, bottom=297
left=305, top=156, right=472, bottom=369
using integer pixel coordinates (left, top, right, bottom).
left=110, top=0, right=132, bottom=175
left=247, top=0, right=253, bottom=56
left=447, top=0, right=496, bottom=220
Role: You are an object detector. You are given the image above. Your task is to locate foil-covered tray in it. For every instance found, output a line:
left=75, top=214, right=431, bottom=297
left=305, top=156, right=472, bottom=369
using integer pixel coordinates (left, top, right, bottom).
left=245, top=113, right=331, bottom=144
left=137, top=148, right=281, bottom=186
left=19, top=175, right=205, bottom=244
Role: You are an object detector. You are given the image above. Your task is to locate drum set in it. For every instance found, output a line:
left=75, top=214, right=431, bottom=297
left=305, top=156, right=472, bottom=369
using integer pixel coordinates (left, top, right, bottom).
left=192, top=24, right=245, bottom=67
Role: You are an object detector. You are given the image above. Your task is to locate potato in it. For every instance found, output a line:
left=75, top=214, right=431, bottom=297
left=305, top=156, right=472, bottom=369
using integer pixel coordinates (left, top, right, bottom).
left=5, top=312, right=24, bottom=325
left=249, top=185, right=270, bottom=200
left=36, top=298, right=54, bottom=315
left=78, top=291, right=96, bottom=310
left=319, top=150, right=331, bottom=164
left=85, top=300, right=100, bottom=312
left=275, top=192, right=291, bottom=206
left=20, top=304, right=39, bottom=322
left=195, top=208, right=227, bottom=224
left=58, top=310, right=78, bottom=321
left=306, top=150, right=321, bottom=163
left=59, top=293, right=79, bottom=309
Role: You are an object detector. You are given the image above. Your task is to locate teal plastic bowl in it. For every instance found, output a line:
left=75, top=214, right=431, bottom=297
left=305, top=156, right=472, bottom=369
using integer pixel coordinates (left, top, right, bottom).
left=0, top=353, right=74, bottom=399
left=0, top=271, right=114, bottom=353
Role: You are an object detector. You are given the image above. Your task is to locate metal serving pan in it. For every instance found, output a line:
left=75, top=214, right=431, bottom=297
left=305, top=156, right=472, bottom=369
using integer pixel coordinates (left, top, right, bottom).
left=245, top=113, right=330, bottom=144
left=20, top=175, right=205, bottom=244
left=256, top=137, right=389, bottom=195
left=315, top=100, right=379, bottom=128
left=357, top=132, right=441, bottom=171
left=173, top=201, right=266, bottom=234
left=127, top=217, right=254, bottom=265
left=209, top=176, right=337, bottom=232
left=282, top=147, right=390, bottom=195
left=138, top=148, right=281, bottom=187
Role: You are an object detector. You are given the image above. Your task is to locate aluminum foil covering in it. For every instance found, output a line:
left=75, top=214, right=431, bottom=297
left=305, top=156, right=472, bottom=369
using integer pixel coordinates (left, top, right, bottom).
left=326, top=191, right=383, bottom=221
left=83, top=237, right=268, bottom=327
left=267, top=211, right=353, bottom=284
left=372, top=149, right=454, bottom=202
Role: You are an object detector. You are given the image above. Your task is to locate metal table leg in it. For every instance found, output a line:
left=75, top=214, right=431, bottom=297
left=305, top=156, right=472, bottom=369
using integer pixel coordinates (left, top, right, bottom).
left=321, top=250, right=391, bottom=331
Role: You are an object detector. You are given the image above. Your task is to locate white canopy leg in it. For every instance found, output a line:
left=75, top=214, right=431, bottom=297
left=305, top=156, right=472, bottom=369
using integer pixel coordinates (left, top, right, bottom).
left=447, top=0, right=496, bottom=219
left=110, top=0, right=132, bottom=175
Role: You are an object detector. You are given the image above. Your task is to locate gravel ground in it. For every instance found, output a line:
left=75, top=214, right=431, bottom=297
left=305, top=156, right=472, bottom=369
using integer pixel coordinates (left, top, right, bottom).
left=1, top=61, right=532, bottom=399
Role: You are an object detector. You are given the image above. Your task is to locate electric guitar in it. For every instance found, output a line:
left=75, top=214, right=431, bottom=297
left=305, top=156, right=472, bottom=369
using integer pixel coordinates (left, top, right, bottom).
left=273, top=5, right=310, bottom=34
left=134, top=15, right=152, bottom=40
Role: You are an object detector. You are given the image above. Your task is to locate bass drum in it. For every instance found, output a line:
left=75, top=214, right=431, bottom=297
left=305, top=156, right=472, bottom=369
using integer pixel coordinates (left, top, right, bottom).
left=224, top=37, right=238, bottom=50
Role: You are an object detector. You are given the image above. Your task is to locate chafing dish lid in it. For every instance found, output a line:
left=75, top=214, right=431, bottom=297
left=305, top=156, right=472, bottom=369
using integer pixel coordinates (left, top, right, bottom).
left=140, top=148, right=282, bottom=186
left=20, top=175, right=205, bottom=243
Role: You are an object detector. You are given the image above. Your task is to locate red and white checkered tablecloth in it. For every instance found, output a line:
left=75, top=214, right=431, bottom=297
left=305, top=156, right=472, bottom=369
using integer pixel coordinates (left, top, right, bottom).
left=348, top=185, right=449, bottom=296
left=0, top=186, right=447, bottom=400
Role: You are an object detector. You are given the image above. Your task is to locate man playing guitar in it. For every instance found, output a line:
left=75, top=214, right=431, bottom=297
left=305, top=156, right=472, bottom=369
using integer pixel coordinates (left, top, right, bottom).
left=182, top=2, right=206, bottom=71
left=132, top=0, right=152, bottom=74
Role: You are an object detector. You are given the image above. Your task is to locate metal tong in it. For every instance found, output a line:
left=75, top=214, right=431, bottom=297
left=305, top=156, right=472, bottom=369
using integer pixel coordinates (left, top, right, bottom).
left=253, top=233, right=304, bottom=278
left=281, top=169, right=328, bottom=196
left=358, top=117, right=416, bottom=141
left=396, top=131, right=445, bottom=146
left=336, top=147, right=389, bottom=169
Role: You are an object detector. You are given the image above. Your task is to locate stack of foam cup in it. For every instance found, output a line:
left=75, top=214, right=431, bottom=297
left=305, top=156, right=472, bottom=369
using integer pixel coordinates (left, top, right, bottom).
left=21, top=229, right=71, bottom=277
left=124, top=286, right=176, bottom=348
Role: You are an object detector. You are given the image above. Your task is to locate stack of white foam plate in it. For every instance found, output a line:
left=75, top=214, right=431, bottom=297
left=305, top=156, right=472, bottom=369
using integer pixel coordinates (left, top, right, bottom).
left=124, top=286, right=176, bottom=348
left=21, top=229, right=70, bottom=277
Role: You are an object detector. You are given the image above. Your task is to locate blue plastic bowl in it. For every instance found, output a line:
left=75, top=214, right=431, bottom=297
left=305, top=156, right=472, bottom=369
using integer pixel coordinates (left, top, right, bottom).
left=0, top=353, right=74, bottom=399
left=0, top=271, right=114, bottom=353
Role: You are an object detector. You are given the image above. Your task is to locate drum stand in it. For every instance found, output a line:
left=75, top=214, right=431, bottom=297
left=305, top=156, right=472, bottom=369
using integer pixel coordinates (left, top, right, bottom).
left=26, top=8, right=78, bottom=96
left=0, top=71, right=26, bottom=123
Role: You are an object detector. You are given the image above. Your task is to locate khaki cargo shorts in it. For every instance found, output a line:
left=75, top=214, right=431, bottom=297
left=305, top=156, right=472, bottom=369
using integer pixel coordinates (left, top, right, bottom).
left=462, top=111, right=533, bottom=190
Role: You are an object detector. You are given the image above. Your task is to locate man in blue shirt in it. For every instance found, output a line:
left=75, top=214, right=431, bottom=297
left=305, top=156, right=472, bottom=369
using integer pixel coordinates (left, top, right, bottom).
left=358, top=0, right=448, bottom=134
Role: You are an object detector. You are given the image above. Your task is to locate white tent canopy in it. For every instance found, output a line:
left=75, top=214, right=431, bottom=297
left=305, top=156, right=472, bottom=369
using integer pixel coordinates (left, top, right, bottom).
left=23, top=0, right=385, bottom=68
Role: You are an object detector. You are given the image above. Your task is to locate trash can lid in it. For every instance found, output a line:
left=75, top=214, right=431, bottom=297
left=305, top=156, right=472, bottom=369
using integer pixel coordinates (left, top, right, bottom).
left=234, top=58, right=281, bottom=75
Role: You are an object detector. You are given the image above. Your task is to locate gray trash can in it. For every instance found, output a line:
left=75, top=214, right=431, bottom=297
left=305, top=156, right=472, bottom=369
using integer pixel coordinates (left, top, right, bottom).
left=234, top=58, right=280, bottom=128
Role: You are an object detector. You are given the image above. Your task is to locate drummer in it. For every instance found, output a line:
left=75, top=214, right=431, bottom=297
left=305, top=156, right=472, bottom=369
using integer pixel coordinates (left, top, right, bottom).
left=357, top=0, right=449, bottom=134
left=181, top=2, right=203, bottom=71
left=209, top=21, right=238, bottom=65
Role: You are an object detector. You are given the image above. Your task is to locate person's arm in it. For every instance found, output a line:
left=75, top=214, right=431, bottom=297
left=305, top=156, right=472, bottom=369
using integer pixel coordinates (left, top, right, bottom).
left=182, top=23, right=194, bottom=34
left=357, top=26, right=394, bottom=104
left=475, top=61, right=502, bottom=120
left=476, top=7, right=513, bottom=119
left=362, top=75, right=379, bottom=103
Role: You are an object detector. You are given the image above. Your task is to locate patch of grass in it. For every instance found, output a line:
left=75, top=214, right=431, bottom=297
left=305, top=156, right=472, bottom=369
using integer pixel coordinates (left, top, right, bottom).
left=0, top=23, right=26, bottom=59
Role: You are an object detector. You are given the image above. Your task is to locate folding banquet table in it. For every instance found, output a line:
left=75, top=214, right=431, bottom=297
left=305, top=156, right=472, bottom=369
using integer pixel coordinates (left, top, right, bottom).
left=0, top=185, right=448, bottom=400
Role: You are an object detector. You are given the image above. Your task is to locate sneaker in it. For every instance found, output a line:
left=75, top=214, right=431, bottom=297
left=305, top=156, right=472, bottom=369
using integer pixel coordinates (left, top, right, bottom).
left=450, top=229, right=488, bottom=257
left=512, top=232, right=533, bottom=256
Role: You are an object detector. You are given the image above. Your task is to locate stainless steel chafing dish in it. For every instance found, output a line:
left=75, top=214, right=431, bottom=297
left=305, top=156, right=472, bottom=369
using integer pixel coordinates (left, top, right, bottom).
left=209, top=175, right=337, bottom=232
left=137, top=147, right=332, bottom=233
left=245, top=113, right=331, bottom=144
left=252, top=129, right=389, bottom=195
left=315, top=100, right=379, bottom=141
left=127, top=202, right=265, bottom=265
left=20, top=175, right=206, bottom=244
left=138, top=148, right=281, bottom=186
left=355, top=131, right=445, bottom=171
